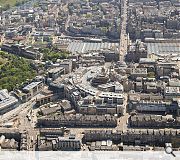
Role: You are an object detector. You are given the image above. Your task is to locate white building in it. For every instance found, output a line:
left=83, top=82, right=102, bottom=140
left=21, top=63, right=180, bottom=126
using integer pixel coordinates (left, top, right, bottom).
left=0, top=89, right=18, bottom=115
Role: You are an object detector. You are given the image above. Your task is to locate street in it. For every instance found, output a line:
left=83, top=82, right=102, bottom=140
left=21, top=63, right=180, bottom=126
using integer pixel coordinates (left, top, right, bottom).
left=119, top=0, right=128, bottom=62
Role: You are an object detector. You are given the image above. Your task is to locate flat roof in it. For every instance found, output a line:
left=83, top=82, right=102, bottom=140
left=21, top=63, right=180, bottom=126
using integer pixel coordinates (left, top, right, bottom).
left=0, top=89, right=18, bottom=109
left=99, top=92, right=123, bottom=98
left=146, top=42, right=180, bottom=56
left=98, top=83, right=115, bottom=89
left=23, top=81, right=42, bottom=91
left=48, top=67, right=64, bottom=74
left=0, top=89, right=9, bottom=101
left=132, top=68, right=147, bottom=74
left=67, top=42, right=119, bottom=54
left=165, top=87, right=180, bottom=94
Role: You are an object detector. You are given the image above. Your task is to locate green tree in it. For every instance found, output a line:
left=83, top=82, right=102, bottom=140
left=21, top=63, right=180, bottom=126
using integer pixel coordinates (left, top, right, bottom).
left=148, top=72, right=155, bottom=78
left=40, top=47, right=70, bottom=62
left=0, top=52, right=36, bottom=91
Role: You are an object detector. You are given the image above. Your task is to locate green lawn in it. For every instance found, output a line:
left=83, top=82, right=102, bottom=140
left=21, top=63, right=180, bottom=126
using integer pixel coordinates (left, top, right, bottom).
left=0, top=0, right=27, bottom=8
left=0, top=0, right=18, bottom=7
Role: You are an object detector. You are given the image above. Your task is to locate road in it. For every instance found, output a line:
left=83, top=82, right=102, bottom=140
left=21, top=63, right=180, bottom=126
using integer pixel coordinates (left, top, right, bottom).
left=18, top=109, right=38, bottom=151
left=0, top=96, right=38, bottom=150
left=119, top=0, right=128, bottom=62
left=64, top=1, right=71, bottom=33
left=0, top=95, right=37, bottom=123
left=0, top=101, right=32, bottom=123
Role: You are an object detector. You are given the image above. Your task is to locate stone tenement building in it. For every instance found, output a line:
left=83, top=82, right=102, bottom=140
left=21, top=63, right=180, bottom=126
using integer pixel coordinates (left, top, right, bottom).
left=129, top=115, right=180, bottom=128
left=37, top=114, right=117, bottom=128
left=82, top=129, right=180, bottom=147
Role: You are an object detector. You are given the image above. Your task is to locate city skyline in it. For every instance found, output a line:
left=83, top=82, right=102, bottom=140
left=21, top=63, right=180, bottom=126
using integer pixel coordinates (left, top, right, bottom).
left=0, top=0, right=179, bottom=157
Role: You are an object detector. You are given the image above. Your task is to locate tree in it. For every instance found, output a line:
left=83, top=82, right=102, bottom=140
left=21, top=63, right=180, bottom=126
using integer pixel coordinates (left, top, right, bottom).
left=0, top=52, right=36, bottom=91
left=40, top=47, right=70, bottom=62
left=148, top=72, right=155, bottom=78
left=3, top=4, right=10, bottom=10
